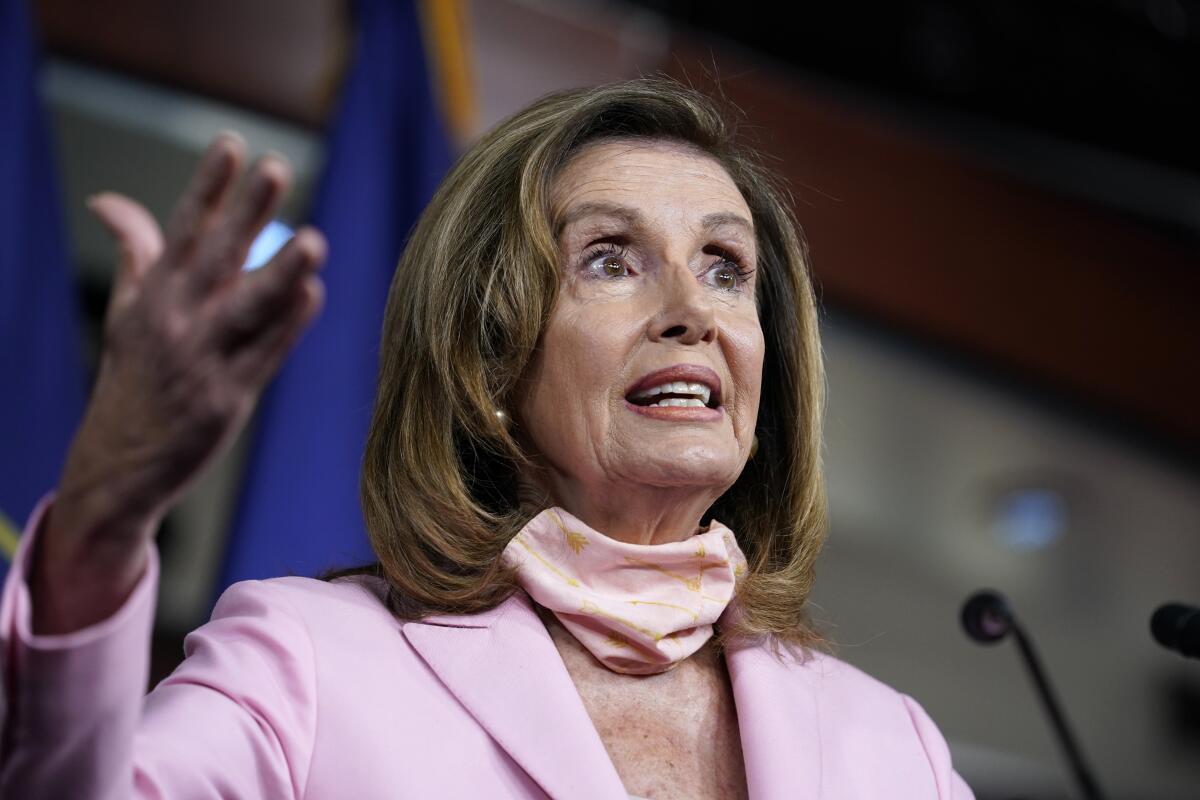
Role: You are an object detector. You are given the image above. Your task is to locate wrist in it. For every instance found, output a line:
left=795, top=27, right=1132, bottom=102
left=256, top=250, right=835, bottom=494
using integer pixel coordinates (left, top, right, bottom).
left=29, top=500, right=155, bottom=635
left=52, top=478, right=164, bottom=547
left=56, top=421, right=173, bottom=542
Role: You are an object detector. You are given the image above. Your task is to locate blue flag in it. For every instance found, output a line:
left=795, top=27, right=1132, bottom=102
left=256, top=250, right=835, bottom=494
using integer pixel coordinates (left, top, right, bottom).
left=218, top=0, right=454, bottom=588
left=0, top=0, right=87, bottom=577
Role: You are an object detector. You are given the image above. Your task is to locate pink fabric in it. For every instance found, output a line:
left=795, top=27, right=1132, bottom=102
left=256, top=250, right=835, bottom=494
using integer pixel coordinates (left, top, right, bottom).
left=503, top=508, right=747, bottom=674
left=0, top=494, right=976, bottom=799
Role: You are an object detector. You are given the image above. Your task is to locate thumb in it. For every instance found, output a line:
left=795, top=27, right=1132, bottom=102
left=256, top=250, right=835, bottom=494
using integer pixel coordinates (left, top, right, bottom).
left=87, top=192, right=165, bottom=307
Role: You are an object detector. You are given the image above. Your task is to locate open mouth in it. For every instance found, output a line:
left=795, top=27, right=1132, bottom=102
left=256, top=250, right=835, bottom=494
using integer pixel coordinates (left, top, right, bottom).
left=627, top=380, right=720, bottom=409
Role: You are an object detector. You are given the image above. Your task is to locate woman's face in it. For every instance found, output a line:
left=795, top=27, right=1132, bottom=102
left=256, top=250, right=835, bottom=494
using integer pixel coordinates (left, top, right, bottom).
left=516, top=139, right=764, bottom=514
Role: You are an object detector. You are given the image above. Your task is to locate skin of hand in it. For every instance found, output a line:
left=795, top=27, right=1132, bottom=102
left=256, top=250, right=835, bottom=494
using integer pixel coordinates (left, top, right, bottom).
left=515, top=139, right=764, bottom=546
left=31, top=133, right=328, bottom=635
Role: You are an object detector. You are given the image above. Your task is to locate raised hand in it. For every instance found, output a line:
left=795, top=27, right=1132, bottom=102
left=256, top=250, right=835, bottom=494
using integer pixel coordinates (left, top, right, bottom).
left=31, top=133, right=327, bottom=634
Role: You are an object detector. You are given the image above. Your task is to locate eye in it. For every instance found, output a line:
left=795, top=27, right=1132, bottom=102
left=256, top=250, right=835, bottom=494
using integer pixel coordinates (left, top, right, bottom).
left=601, top=254, right=627, bottom=277
left=583, top=244, right=634, bottom=279
left=712, top=263, right=739, bottom=290
left=703, top=256, right=754, bottom=292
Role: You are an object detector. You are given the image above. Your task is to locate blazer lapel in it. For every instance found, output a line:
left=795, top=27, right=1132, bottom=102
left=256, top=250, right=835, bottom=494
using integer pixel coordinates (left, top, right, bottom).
left=725, top=641, right=823, bottom=799
left=400, top=592, right=626, bottom=800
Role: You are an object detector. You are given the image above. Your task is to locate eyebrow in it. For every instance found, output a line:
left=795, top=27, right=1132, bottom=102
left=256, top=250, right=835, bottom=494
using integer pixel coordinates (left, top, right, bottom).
left=554, top=201, right=754, bottom=240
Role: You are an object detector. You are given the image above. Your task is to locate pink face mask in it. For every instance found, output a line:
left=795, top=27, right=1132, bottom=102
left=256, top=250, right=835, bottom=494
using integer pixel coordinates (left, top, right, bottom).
left=502, top=508, right=749, bottom=675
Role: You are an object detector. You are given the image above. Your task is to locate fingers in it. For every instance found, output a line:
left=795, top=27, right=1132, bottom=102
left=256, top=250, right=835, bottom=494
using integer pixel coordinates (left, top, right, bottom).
left=223, top=155, right=292, bottom=251
left=228, top=274, right=326, bottom=389
left=185, top=154, right=293, bottom=297
left=161, top=132, right=246, bottom=268
left=88, top=192, right=165, bottom=317
left=88, top=193, right=165, bottom=280
left=209, top=227, right=327, bottom=355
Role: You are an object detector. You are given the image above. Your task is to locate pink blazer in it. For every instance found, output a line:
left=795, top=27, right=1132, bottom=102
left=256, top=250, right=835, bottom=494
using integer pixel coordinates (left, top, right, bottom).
left=1, top=496, right=974, bottom=799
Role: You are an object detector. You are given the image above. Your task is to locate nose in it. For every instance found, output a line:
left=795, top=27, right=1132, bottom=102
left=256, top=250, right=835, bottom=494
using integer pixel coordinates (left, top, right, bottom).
left=647, top=262, right=718, bottom=346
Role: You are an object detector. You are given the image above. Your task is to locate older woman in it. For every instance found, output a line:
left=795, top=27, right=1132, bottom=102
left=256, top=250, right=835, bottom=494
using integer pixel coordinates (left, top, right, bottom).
left=1, top=80, right=972, bottom=798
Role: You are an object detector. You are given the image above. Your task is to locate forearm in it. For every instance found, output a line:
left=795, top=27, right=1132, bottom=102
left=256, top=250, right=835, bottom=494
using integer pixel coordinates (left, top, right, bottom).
left=0, top=495, right=159, bottom=800
left=1, top=497, right=310, bottom=800
left=29, top=491, right=158, bottom=635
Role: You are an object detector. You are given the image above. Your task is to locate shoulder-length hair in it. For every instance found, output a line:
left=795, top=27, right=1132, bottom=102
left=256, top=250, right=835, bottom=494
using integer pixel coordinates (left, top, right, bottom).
left=352, top=77, right=827, bottom=650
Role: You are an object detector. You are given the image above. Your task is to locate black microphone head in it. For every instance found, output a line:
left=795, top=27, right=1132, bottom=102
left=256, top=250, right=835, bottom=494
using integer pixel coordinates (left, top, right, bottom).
left=961, top=590, right=1014, bottom=644
left=1151, top=603, right=1200, bottom=657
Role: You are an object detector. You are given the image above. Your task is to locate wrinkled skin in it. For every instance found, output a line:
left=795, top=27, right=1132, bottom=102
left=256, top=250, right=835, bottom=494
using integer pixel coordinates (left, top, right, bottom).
left=517, top=139, right=764, bottom=545
left=33, top=135, right=327, bottom=634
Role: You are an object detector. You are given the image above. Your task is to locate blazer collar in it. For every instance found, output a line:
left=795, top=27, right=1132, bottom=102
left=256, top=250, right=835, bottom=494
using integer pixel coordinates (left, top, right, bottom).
left=400, top=592, right=627, bottom=800
left=402, top=593, right=823, bottom=800
left=724, top=639, right=824, bottom=798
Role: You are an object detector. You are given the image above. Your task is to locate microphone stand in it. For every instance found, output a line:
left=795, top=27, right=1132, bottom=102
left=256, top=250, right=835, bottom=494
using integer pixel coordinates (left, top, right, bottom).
left=1007, top=617, right=1104, bottom=800
left=961, top=590, right=1105, bottom=800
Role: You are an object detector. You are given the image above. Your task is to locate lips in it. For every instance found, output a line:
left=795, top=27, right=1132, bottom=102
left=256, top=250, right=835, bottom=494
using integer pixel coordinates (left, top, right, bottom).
left=628, top=367, right=720, bottom=410
left=624, top=365, right=724, bottom=421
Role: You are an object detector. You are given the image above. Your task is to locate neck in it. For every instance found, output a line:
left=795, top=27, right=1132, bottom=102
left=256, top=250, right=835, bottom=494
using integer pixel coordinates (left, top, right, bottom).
left=524, top=473, right=723, bottom=545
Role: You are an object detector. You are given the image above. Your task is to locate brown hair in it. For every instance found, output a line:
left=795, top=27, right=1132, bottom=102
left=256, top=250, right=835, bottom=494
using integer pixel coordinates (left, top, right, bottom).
left=352, top=77, right=828, bottom=651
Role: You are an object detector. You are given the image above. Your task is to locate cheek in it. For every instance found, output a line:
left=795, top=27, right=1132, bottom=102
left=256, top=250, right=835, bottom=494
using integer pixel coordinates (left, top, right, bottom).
left=545, top=303, right=634, bottom=400
left=725, top=316, right=766, bottom=423
left=518, top=300, right=642, bottom=453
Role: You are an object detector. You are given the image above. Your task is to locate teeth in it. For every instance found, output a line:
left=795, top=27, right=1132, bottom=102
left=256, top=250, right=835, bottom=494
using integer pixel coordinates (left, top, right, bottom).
left=632, top=380, right=715, bottom=405
left=647, top=398, right=707, bottom=408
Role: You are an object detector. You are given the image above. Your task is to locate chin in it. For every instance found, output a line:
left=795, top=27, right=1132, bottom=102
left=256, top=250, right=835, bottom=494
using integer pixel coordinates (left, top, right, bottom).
left=627, top=445, right=744, bottom=489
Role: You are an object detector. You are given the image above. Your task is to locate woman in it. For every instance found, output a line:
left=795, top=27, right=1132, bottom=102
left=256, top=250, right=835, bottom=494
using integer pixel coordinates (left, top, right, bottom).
left=1, top=79, right=973, bottom=798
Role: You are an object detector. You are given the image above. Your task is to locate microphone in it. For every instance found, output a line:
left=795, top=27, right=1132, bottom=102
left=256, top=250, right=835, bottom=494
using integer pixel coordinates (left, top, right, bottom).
left=961, top=590, right=1106, bottom=800
left=1151, top=603, right=1200, bottom=659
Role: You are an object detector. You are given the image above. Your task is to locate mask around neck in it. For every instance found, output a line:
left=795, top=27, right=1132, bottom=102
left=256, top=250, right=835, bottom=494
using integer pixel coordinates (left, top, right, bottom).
left=502, top=507, right=748, bottom=675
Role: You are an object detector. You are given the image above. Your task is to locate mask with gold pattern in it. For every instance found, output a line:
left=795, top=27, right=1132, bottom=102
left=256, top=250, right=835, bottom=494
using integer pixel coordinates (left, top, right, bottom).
left=502, top=508, right=748, bottom=675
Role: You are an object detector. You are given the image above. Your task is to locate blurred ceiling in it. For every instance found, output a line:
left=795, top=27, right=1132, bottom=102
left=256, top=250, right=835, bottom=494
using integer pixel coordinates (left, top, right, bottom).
left=630, top=0, right=1200, bottom=179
